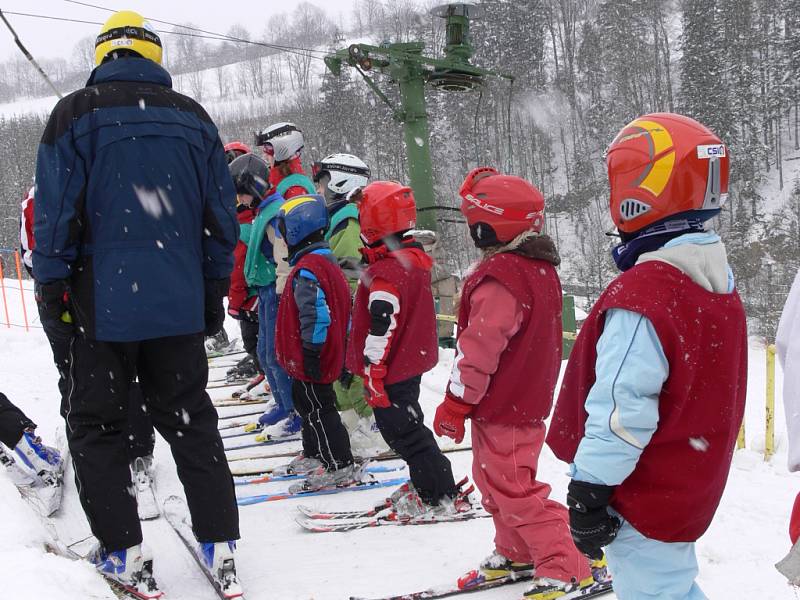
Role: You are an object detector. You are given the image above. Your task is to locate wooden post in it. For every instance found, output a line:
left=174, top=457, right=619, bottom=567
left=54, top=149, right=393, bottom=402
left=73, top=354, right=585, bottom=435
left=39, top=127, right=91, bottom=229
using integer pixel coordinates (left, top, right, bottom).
left=765, top=344, right=776, bottom=461
left=562, top=295, right=577, bottom=359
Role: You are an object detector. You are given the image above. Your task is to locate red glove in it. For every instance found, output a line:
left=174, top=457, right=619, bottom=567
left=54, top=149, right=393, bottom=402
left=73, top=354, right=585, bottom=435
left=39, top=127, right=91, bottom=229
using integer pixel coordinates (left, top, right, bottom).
left=364, top=363, right=390, bottom=408
left=433, top=393, right=473, bottom=444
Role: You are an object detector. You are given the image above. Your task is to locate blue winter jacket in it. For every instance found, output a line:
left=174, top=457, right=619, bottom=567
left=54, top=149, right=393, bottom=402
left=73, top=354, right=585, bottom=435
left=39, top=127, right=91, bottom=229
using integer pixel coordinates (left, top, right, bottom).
left=33, top=58, right=238, bottom=342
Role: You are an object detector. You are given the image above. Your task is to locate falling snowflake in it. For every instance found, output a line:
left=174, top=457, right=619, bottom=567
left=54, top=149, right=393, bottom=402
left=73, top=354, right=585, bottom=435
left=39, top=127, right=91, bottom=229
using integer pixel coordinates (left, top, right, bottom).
left=689, top=437, right=709, bottom=452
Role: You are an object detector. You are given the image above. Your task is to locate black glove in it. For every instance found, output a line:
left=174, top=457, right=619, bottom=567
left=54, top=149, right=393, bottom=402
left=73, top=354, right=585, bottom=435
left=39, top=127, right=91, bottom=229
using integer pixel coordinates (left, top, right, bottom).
left=567, top=479, right=621, bottom=560
left=303, top=346, right=322, bottom=381
left=35, top=280, right=74, bottom=341
left=204, top=278, right=230, bottom=336
left=338, top=369, right=354, bottom=390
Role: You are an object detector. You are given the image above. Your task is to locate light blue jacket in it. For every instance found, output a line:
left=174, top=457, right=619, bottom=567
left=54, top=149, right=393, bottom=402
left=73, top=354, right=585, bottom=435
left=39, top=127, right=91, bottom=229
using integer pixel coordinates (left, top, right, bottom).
left=571, top=232, right=734, bottom=486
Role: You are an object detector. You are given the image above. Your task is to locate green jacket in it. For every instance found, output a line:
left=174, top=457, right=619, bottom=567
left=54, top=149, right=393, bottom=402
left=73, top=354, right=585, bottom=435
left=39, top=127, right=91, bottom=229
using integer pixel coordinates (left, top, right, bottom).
left=244, top=174, right=316, bottom=288
left=327, top=204, right=362, bottom=291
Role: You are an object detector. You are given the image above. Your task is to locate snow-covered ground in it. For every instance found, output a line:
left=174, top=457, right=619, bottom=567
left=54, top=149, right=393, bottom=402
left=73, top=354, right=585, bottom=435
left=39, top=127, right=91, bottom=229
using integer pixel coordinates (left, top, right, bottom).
left=0, top=277, right=796, bottom=599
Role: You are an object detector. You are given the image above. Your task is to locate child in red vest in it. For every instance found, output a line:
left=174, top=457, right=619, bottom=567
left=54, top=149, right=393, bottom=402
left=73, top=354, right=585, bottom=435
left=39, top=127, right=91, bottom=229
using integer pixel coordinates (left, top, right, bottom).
left=433, top=168, right=599, bottom=600
left=274, top=194, right=360, bottom=491
left=547, top=114, right=747, bottom=600
left=347, top=181, right=468, bottom=516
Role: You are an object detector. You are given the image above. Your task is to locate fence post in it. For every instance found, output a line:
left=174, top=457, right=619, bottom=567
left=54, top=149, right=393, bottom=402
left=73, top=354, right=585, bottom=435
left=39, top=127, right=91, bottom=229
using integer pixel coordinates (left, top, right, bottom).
left=765, top=343, right=776, bottom=461
left=562, top=295, right=577, bottom=359
left=736, top=420, right=746, bottom=450
left=0, top=259, right=9, bottom=328
left=13, top=251, right=29, bottom=332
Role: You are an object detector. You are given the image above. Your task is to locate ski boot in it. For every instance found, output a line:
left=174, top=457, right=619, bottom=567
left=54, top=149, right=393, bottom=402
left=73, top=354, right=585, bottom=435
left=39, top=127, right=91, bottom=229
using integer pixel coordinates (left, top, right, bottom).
left=0, top=445, right=35, bottom=486
left=256, top=404, right=290, bottom=428
left=273, top=453, right=323, bottom=476
left=232, top=372, right=267, bottom=399
left=478, top=549, right=534, bottom=582
left=388, top=478, right=474, bottom=521
left=256, top=411, right=301, bottom=442
left=92, top=544, right=162, bottom=599
left=589, top=553, right=612, bottom=585
left=289, top=461, right=366, bottom=493
left=11, top=429, right=64, bottom=516
left=349, top=414, right=389, bottom=457
left=523, top=574, right=598, bottom=599
left=131, top=455, right=159, bottom=521
left=226, top=354, right=258, bottom=381
left=199, top=541, right=243, bottom=598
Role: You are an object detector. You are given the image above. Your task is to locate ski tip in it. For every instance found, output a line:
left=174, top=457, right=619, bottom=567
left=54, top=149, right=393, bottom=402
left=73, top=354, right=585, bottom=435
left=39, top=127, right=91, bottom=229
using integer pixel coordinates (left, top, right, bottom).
left=295, top=517, right=327, bottom=532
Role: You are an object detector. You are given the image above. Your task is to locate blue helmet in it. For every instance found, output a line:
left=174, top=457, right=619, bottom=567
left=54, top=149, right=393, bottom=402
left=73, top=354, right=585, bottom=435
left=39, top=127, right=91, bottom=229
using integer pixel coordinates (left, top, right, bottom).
left=276, top=194, right=330, bottom=247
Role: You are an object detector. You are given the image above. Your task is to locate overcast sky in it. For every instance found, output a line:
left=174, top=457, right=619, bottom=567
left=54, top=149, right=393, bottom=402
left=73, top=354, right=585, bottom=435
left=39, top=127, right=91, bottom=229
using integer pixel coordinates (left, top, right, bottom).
left=0, top=0, right=367, bottom=62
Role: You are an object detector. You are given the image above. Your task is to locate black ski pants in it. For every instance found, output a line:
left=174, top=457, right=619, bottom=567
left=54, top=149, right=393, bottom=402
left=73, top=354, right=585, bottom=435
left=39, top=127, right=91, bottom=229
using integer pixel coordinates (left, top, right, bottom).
left=291, top=379, right=353, bottom=471
left=127, top=382, right=155, bottom=460
left=46, top=330, right=155, bottom=461
left=239, top=318, right=262, bottom=373
left=0, top=392, right=35, bottom=449
left=63, top=333, right=239, bottom=552
left=373, top=376, right=457, bottom=505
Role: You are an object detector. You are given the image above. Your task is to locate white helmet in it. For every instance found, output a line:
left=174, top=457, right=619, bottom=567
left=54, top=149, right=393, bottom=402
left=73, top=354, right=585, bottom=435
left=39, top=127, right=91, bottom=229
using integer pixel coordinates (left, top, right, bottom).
left=312, top=153, right=370, bottom=196
left=255, top=122, right=304, bottom=163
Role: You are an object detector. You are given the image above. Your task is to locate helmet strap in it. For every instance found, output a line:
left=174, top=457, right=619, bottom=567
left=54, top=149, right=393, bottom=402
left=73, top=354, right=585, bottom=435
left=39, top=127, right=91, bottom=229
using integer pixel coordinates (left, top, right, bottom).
left=611, top=212, right=714, bottom=272
left=287, top=232, right=326, bottom=263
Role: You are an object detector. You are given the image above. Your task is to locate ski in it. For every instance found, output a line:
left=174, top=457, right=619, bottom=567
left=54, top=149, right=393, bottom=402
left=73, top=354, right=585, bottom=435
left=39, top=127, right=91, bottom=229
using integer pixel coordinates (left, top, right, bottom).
left=218, top=409, right=265, bottom=423
left=208, top=374, right=249, bottom=384
left=207, top=380, right=250, bottom=390
left=226, top=445, right=473, bottom=464
left=220, top=428, right=259, bottom=440
left=234, top=463, right=405, bottom=486
left=163, top=496, right=245, bottom=599
left=213, top=396, right=269, bottom=408
left=207, top=348, right=246, bottom=360
left=45, top=537, right=162, bottom=600
left=297, top=476, right=477, bottom=522
left=237, top=476, right=408, bottom=506
left=224, top=434, right=300, bottom=452
left=349, top=573, right=612, bottom=600
left=296, top=508, right=488, bottom=532
left=297, top=499, right=391, bottom=520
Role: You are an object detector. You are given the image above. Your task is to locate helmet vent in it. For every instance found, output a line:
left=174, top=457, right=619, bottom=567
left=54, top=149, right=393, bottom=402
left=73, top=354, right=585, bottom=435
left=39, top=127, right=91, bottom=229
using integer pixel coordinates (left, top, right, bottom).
left=619, top=199, right=651, bottom=221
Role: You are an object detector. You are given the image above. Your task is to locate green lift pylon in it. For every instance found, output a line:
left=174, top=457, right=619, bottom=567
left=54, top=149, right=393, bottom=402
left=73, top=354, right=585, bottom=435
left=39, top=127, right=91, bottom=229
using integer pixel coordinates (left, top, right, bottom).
left=323, top=2, right=513, bottom=232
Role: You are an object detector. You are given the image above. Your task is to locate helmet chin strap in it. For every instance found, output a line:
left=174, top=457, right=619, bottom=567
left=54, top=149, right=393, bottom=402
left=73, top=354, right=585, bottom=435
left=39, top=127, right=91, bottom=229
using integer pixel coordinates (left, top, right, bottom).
left=621, top=211, right=716, bottom=244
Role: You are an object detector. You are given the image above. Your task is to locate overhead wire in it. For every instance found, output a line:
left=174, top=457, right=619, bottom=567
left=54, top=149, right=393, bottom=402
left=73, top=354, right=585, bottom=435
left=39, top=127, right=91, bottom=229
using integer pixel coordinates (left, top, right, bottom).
left=61, top=0, right=331, bottom=61
left=1, top=11, right=231, bottom=42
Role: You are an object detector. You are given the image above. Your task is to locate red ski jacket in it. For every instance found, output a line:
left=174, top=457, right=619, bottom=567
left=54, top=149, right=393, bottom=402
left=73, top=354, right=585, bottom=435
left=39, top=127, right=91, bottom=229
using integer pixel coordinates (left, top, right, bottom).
left=346, top=247, right=438, bottom=384
left=228, top=205, right=258, bottom=317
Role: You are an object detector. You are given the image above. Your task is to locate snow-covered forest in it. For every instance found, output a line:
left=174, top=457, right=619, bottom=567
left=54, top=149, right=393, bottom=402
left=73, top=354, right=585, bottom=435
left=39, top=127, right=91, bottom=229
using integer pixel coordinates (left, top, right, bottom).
left=0, top=0, right=798, bottom=337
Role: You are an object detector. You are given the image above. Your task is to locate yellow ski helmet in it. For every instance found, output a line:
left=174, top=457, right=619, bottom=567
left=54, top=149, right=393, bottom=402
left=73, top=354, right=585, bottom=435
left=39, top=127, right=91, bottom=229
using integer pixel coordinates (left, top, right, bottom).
left=94, top=10, right=162, bottom=66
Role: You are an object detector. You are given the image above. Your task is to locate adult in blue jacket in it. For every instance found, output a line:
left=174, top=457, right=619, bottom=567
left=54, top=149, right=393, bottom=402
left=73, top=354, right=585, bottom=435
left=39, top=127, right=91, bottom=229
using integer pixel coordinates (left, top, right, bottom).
left=32, top=11, right=242, bottom=597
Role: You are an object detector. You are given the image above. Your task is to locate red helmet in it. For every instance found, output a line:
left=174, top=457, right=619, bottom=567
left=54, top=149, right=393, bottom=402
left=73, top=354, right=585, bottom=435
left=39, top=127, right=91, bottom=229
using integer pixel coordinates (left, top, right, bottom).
left=357, top=181, right=417, bottom=245
left=607, top=112, right=729, bottom=234
left=459, top=167, right=545, bottom=248
left=224, top=141, right=252, bottom=164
